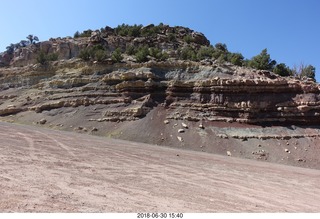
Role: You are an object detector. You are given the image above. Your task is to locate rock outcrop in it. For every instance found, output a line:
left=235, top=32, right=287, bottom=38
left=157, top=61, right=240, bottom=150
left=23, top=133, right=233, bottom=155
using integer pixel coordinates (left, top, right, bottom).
left=0, top=25, right=210, bottom=67
left=0, top=58, right=319, bottom=125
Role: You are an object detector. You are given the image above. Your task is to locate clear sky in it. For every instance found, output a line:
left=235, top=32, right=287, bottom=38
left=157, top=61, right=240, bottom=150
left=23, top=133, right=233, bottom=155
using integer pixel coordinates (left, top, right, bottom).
left=1, top=0, right=319, bottom=81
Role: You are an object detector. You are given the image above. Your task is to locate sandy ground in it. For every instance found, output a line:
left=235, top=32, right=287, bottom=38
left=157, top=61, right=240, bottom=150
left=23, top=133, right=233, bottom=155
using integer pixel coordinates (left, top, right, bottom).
left=0, top=122, right=320, bottom=212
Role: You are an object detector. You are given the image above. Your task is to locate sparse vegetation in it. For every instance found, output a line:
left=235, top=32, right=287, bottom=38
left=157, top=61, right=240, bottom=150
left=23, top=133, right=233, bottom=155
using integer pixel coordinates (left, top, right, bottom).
left=292, top=63, right=316, bottom=81
left=36, top=51, right=58, bottom=65
left=1, top=24, right=317, bottom=81
left=149, top=47, right=168, bottom=61
left=111, top=48, right=123, bottom=63
left=135, top=46, right=149, bottom=63
left=26, top=34, right=39, bottom=44
left=78, top=45, right=109, bottom=62
left=126, top=45, right=136, bottom=55
left=248, top=49, right=276, bottom=71
left=74, top=29, right=93, bottom=38
left=183, top=35, right=194, bottom=44
left=273, top=63, right=292, bottom=77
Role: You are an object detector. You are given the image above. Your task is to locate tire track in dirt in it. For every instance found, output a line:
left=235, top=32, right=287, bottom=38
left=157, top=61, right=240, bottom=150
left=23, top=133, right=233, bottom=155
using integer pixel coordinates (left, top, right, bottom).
left=34, top=130, right=76, bottom=157
left=16, top=132, right=37, bottom=160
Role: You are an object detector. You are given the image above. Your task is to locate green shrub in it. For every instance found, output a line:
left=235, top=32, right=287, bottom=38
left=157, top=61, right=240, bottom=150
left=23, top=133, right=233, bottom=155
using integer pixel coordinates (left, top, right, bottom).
left=168, top=33, right=176, bottom=42
left=78, top=48, right=91, bottom=61
left=228, top=53, right=244, bottom=66
left=197, top=46, right=214, bottom=60
left=78, top=45, right=107, bottom=61
left=115, top=24, right=142, bottom=37
left=126, top=45, right=136, bottom=55
left=248, top=48, right=276, bottom=70
left=183, top=35, right=194, bottom=44
left=111, top=48, right=123, bottom=63
left=179, top=46, right=197, bottom=61
left=47, top=53, right=59, bottom=61
left=36, top=51, right=59, bottom=65
left=94, top=50, right=108, bottom=62
left=135, top=46, right=149, bottom=63
left=149, top=47, right=168, bottom=61
left=36, top=51, right=47, bottom=65
left=74, top=31, right=80, bottom=38
left=292, top=64, right=316, bottom=81
left=273, top=63, right=292, bottom=77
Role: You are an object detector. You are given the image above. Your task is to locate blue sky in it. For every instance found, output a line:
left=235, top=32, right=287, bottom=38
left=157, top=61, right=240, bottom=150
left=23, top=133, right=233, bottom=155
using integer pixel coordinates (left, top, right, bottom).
left=1, top=0, right=319, bottom=81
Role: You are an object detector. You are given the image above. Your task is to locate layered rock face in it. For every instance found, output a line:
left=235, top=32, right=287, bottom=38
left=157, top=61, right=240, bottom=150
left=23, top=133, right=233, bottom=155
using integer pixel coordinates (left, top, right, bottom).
left=0, top=59, right=319, bottom=125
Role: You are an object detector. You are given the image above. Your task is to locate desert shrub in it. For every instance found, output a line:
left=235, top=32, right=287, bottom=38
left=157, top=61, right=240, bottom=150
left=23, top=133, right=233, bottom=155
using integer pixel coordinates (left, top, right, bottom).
left=94, top=50, right=108, bottom=62
left=197, top=46, right=214, bottom=60
left=78, top=45, right=107, bottom=61
left=179, top=46, right=197, bottom=61
left=273, top=63, right=292, bottom=77
left=300, top=65, right=316, bottom=80
left=183, top=35, right=194, bottom=44
left=135, top=46, right=149, bottom=63
left=115, top=24, right=142, bottom=37
left=74, top=31, right=80, bottom=38
left=36, top=51, right=59, bottom=65
left=36, top=51, right=47, bottom=65
left=111, top=48, right=123, bottom=63
left=47, top=53, right=59, bottom=61
left=126, top=44, right=136, bottom=55
left=149, top=47, right=168, bottom=61
left=78, top=48, right=91, bottom=61
left=167, top=33, right=176, bottom=42
left=248, top=48, right=276, bottom=71
left=292, top=63, right=316, bottom=81
left=228, top=52, right=244, bottom=66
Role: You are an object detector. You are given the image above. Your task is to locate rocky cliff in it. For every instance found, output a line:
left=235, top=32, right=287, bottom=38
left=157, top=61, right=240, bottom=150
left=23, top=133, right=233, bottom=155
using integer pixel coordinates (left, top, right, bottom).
left=1, top=24, right=320, bottom=169
left=1, top=58, right=319, bottom=125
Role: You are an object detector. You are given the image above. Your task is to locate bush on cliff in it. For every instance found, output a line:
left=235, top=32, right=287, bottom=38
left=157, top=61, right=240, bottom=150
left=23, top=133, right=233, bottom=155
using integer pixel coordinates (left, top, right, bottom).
left=36, top=51, right=58, bottom=65
left=78, top=45, right=108, bottom=61
left=135, top=46, right=149, bottom=63
left=111, top=48, right=123, bottom=63
left=273, top=63, right=292, bottom=77
left=149, top=47, right=168, bottom=61
left=248, top=49, right=276, bottom=71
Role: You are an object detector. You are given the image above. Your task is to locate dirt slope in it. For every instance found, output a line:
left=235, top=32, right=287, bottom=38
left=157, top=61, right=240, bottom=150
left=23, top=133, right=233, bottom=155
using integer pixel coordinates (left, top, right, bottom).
left=0, top=122, right=319, bottom=212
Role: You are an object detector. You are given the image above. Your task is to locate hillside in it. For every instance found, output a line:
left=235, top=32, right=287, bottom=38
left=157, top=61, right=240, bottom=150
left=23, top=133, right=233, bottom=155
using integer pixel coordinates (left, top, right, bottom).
left=1, top=122, right=320, bottom=212
left=0, top=24, right=320, bottom=169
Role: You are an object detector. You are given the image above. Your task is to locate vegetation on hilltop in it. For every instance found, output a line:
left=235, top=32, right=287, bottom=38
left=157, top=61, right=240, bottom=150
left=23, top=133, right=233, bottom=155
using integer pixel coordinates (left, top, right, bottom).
left=2, top=24, right=316, bottom=81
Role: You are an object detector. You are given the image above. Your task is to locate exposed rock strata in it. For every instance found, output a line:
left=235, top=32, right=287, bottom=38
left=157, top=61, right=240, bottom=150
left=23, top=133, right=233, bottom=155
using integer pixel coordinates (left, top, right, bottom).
left=0, top=59, right=319, bottom=125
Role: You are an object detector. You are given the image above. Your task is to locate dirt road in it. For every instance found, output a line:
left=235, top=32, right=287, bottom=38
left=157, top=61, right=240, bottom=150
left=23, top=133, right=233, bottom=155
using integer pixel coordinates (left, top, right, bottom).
left=0, top=122, right=319, bottom=212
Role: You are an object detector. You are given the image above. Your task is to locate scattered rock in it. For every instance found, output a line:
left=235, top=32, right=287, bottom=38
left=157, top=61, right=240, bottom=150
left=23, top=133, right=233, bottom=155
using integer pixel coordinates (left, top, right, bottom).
left=164, top=120, right=170, bottom=124
left=217, top=134, right=228, bottom=139
left=227, top=151, right=232, bottom=156
left=178, top=129, right=185, bottom=133
left=181, top=123, right=188, bottom=128
left=91, top=127, right=98, bottom=132
left=39, top=118, right=47, bottom=125
left=177, top=136, right=183, bottom=142
left=199, top=123, right=204, bottom=129
left=285, top=148, right=290, bottom=153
